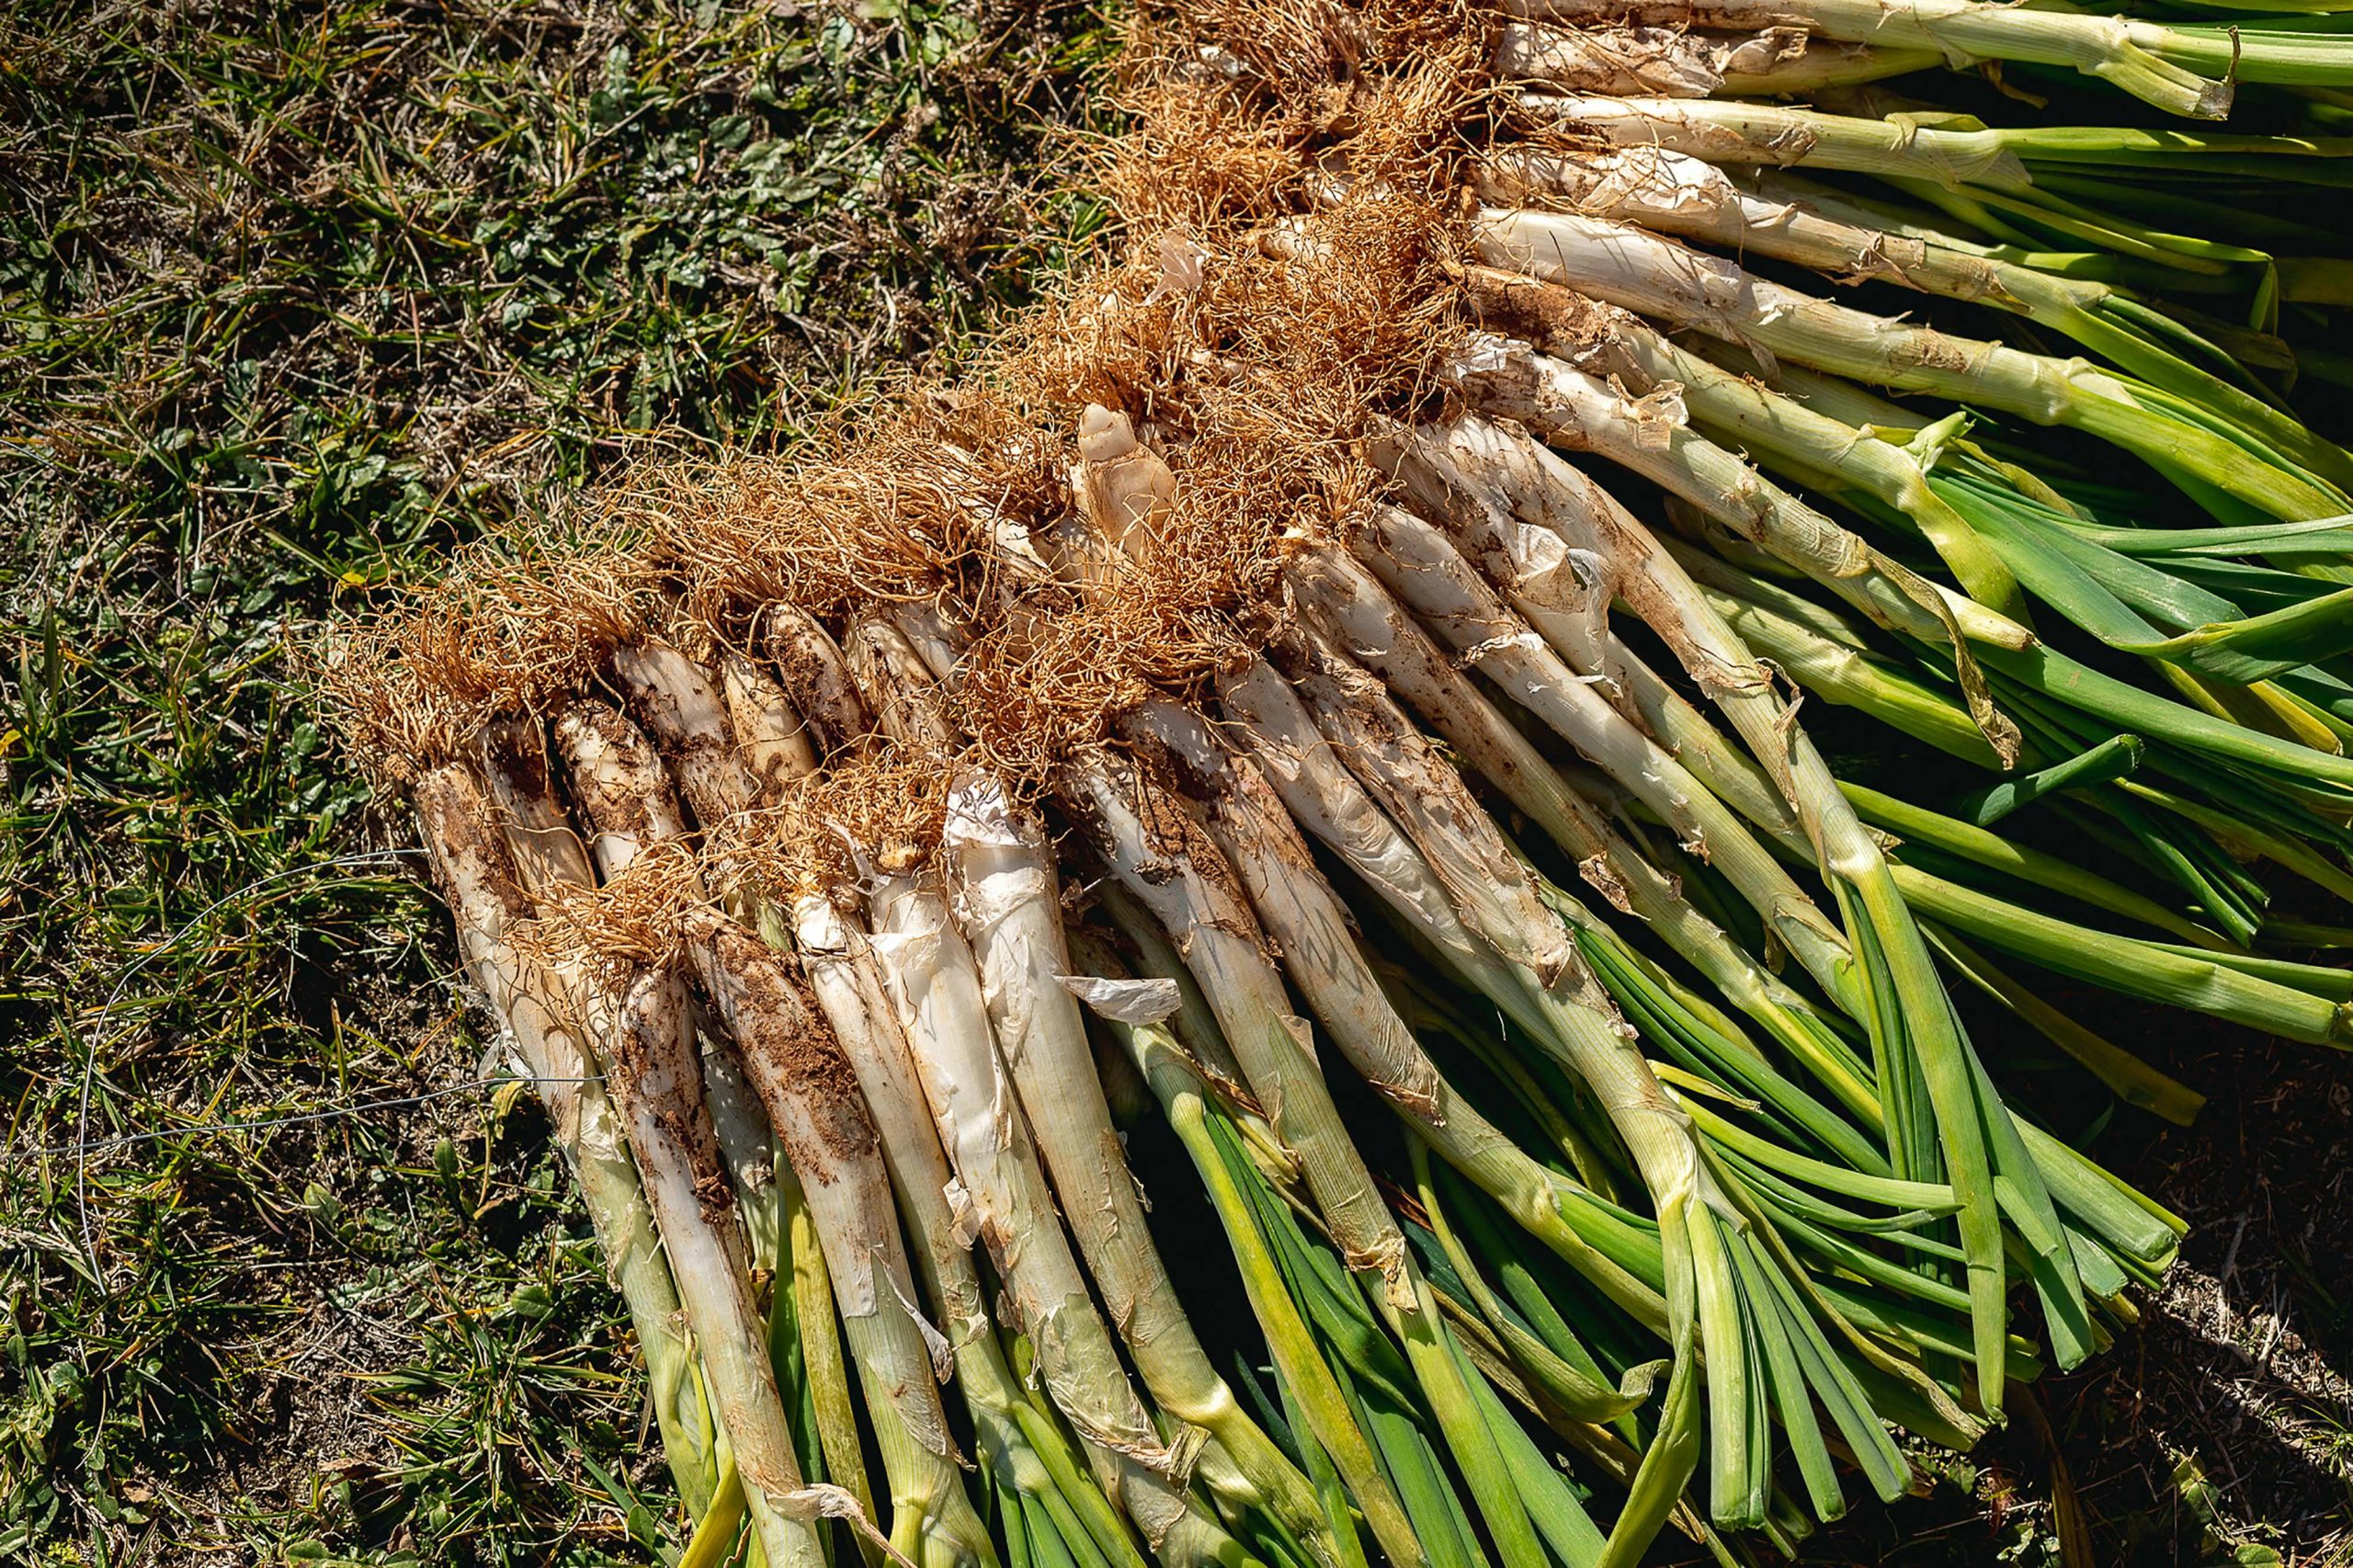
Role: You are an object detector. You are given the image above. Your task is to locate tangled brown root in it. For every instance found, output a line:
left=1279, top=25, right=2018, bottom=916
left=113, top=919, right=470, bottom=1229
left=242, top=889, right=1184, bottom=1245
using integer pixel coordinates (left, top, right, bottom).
left=323, top=0, right=1506, bottom=801
left=594, top=389, right=1071, bottom=647
left=318, top=532, right=657, bottom=785
left=516, top=836, right=709, bottom=985
left=313, top=621, right=479, bottom=791
left=706, top=742, right=961, bottom=906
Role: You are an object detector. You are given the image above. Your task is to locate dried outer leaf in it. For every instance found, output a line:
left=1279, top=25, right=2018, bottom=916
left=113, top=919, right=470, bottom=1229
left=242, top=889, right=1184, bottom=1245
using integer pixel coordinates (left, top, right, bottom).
left=479, top=712, right=598, bottom=897
left=1498, top=20, right=1812, bottom=97
left=688, top=909, right=962, bottom=1463
left=762, top=604, right=874, bottom=759
left=721, top=652, right=821, bottom=800
left=610, top=641, right=759, bottom=827
left=1254, top=627, right=1584, bottom=989
left=1058, top=973, right=1184, bottom=1024
left=554, top=698, right=691, bottom=878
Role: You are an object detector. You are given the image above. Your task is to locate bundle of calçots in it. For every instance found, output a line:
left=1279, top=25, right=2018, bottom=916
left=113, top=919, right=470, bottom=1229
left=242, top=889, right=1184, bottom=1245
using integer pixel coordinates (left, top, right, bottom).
left=324, top=1, right=2353, bottom=1562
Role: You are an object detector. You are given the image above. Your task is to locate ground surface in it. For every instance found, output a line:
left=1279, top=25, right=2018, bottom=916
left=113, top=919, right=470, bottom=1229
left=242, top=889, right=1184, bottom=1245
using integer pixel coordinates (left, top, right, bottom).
left=2, top=3, right=2349, bottom=1565
left=1, top=2, right=1103, bottom=1561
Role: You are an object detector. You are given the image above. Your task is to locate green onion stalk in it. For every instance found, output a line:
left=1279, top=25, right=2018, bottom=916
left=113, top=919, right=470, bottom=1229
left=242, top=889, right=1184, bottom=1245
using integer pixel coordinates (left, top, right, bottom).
left=1374, top=411, right=2210, bottom=1092
left=1122, top=694, right=1674, bottom=1335
left=1227, top=631, right=1788, bottom=1225
left=847, top=589, right=1363, bottom=1568
left=1114, top=1004, right=1563, bottom=1568
left=541, top=685, right=791, bottom=1210
left=519, top=693, right=865, bottom=1542
left=1672, top=401, right=2353, bottom=761
left=1072, top=952, right=1675, bottom=1568
left=1400, top=404, right=2105, bottom=1413
left=608, top=640, right=764, bottom=824
left=687, top=635, right=1002, bottom=1553
left=1245, top=606, right=1854, bottom=1131
left=1230, top=637, right=1595, bottom=992
left=939, top=773, right=1355, bottom=1568
left=748, top=607, right=1289, bottom=1562
left=607, top=962, right=833, bottom=1568
left=1472, top=207, right=2353, bottom=527
left=1508, top=89, right=2349, bottom=317
left=595, top=654, right=1094, bottom=1565
left=544, top=692, right=849, bottom=1568
left=1068, top=748, right=1706, bottom=1558
left=1444, top=316, right=2033, bottom=686
left=863, top=853, right=1256, bottom=1568
left=475, top=723, right=770, bottom=1199
left=719, top=646, right=824, bottom=790
left=1512, top=91, right=2353, bottom=193
left=1715, top=167, right=2311, bottom=386
left=690, top=910, right=1001, bottom=1568
left=584, top=660, right=887, bottom=1546
left=1055, top=410, right=1717, bottom=1543
left=1355, top=451, right=2211, bottom=1111
left=1506, top=0, right=2353, bottom=116
left=1074, top=891, right=1301, bottom=1188
left=760, top=602, right=877, bottom=761
left=1639, top=546, right=2011, bottom=767
left=1347, top=499, right=1860, bottom=1003
left=1559, top=354, right=2353, bottom=915
left=1652, top=550, right=2353, bottom=1041
left=1447, top=327, right=2353, bottom=834
left=752, top=619, right=1261, bottom=1568
left=412, top=764, right=726, bottom=1524
left=1332, top=525, right=1898, bottom=1102
left=827, top=619, right=1251, bottom=1562
left=1481, top=147, right=2353, bottom=497
left=1368, top=881, right=2047, bottom=1423
left=1364, top=424, right=1802, bottom=839
left=1285, top=543, right=1882, bottom=1017
left=788, top=889, right=1153, bottom=1568
left=1080, top=907, right=1654, bottom=1558
left=1377, top=413, right=2195, bottom=1272
left=1248, top=553, right=2096, bottom=1424
left=1665, top=523, right=2353, bottom=894
left=1592, top=349, right=2353, bottom=901
left=1060, top=430, right=1927, bottom=1514
left=1495, top=17, right=1935, bottom=97
left=1271, top=548, right=1960, bottom=1235
left=1120, top=697, right=1929, bottom=1535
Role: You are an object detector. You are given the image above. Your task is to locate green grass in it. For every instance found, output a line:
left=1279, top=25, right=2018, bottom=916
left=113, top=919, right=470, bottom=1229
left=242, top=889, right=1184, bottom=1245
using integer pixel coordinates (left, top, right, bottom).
left=0, top=1, right=1107, bottom=1560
